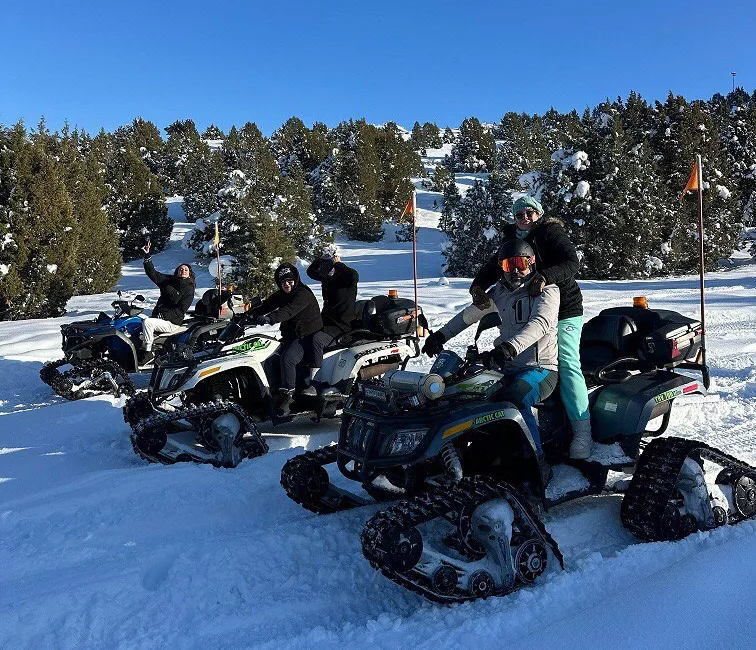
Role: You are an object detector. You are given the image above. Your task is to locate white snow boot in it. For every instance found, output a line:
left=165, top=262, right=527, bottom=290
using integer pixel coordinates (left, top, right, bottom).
left=569, top=419, right=593, bottom=460
left=300, top=368, right=319, bottom=397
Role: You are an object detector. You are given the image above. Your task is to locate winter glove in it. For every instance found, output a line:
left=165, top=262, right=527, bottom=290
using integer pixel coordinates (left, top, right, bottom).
left=470, top=286, right=492, bottom=310
left=491, top=341, right=517, bottom=368
left=529, top=273, right=546, bottom=297
left=255, top=314, right=273, bottom=326
left=422, top=331, right=446, bottom=357
left=318, top=257, right=335, bottom=279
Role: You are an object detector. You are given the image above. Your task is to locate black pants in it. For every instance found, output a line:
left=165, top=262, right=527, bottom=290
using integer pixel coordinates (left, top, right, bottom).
left=280, top=331, right=333, bottom=389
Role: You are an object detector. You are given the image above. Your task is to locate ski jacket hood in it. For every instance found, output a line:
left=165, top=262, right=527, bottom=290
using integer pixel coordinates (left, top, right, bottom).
left=274, top=263, right=301, bottom=290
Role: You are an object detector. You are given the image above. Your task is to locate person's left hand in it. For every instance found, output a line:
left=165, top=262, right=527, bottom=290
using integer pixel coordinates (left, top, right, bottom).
left=491, top=341, right=517, bottom=367
left=529, top=273, right=546, bottom=296
left=255, top=314, right=272, bottom=326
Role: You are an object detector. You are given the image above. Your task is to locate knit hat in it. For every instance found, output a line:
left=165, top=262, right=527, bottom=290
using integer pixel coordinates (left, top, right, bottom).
left=512, top=195, right=544, bottom=216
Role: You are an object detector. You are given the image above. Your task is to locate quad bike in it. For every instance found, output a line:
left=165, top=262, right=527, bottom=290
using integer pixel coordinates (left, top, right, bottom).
left=125, top=294, right=424, bottom=468
left=280, top=302, right=756, bottom=603
left=40, top=289, right=242, bottom=401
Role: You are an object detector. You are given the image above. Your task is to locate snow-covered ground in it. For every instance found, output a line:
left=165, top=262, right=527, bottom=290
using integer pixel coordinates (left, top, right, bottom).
left=2, top=189, right=756, bottom=650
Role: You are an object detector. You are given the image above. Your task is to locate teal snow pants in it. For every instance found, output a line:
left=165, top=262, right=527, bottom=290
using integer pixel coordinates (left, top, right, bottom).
left=557, top=316, right=590, bottom=423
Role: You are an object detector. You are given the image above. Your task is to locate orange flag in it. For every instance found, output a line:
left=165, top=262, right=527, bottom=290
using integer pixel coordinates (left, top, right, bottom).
left=679, top=163, right=699, bottom=202
left=401, top=197, right=413, bottom=217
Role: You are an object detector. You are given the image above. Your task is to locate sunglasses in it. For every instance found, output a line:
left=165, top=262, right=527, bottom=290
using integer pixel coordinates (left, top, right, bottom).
left=498, top=255, right=535, bottom=273
left=281, top=278, right=295, bottom=285
left=514, top=208, right=538, bottom=219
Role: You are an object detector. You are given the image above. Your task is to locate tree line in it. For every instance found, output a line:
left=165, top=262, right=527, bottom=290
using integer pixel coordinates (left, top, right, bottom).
left=1, top=87, right=755, bottom=319
left=440, top=89, right=756, bottom=278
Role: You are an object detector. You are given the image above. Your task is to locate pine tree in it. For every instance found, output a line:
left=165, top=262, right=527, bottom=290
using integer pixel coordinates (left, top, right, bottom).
left=445, top=117, right=497, bottom=172
left=114, top=118, right=165, bottom=180
left=162, top=119, right=203, bottom=196
left=0, top=123, right=78, bottom=318
left=442, top=127, right=455, bottom=144
left=183, top=142, right=225, bottom=223
left=95, top=132, right=172, bottom=262
left=271, top=117, right=329, bottom=176
left=202, top=124, right=225, bottom=141
left=431, top=164, right=452, bottom=193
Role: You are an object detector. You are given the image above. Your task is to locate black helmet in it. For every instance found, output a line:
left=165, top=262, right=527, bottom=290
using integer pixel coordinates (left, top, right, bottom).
left=497, top=239, right=536, bottom=291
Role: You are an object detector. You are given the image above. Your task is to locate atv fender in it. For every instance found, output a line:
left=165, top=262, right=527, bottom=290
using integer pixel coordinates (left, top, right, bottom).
left=69, top=327, right=140, bottom=372
left=590, top=370, right=705, bottom=442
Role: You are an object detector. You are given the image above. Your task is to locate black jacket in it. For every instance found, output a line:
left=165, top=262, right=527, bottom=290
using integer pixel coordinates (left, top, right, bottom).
left=144, top=258, right=195, bottom=325
left=471, top=218, right=583, bottom=319
left=306, top=260, right=359, bottom=337
left=251, top=264, right=323, bottom=342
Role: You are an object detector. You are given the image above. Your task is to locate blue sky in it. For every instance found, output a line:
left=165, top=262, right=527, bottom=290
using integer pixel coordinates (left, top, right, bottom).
left=1, top=0, right=754, bottom=136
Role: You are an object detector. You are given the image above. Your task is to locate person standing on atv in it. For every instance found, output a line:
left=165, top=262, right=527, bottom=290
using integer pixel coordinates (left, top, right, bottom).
left=140, top=241, right=196, bottom=366
left=424, top=238, right=559, bottom=454
left=250, top=263, right=326, bottom=415
left=305, top=245, right=360, bottom=395
left=468, top=196, right=593, bottom=460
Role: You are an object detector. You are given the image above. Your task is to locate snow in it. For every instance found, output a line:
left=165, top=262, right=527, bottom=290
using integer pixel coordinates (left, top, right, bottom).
left=0, top=263, right=8, bottom=275
left=717, top=185, right=732, bottom=200
left=3, top=186, right=756, bottom=650
left=576, top=180, right=590, bottom=198
left=46, top=264, right=57, bottom=274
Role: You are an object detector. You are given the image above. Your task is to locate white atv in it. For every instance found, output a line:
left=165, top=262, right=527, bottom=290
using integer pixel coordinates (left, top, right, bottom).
left=124, top=295, right=423, bottom=467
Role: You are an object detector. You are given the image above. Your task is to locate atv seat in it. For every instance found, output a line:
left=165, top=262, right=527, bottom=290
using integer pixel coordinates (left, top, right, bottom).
left=580, top=313, right=642, bottom=385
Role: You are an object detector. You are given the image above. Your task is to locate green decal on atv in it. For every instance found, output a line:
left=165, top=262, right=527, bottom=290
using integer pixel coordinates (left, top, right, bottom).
left=654, top=387, right=683, bottom=404
left=455, top=378, right=498, bottom=394
left=472, top=409, right=509, bottom=427
left=232, top=339, right=272, bottom=353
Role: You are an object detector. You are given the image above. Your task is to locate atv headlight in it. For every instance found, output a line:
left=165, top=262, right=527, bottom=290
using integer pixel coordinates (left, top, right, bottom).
left=158, top=366, right=192, bottom=391
left=386, top=427, right=428, bottom=456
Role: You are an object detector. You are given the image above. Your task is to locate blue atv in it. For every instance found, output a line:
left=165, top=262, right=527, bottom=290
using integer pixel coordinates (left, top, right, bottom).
left=40, top=290, right=236, bottom=401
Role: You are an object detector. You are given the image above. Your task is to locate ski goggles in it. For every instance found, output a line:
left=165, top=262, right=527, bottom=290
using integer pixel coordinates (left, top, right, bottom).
left=498, top=255, right=535, bottom=273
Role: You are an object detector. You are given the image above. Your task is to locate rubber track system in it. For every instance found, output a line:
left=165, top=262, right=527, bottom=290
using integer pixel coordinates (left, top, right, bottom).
left=123, top=392, right=156, bottom=428
left=281, top=446, right=370, bottom=514
left=40, top=358, right=135, bottom=401
left=131, top=400, right=268, bottom=468
left=621, top=436, right=756, bottom=542
left=360, top=476, right=563, bottom=604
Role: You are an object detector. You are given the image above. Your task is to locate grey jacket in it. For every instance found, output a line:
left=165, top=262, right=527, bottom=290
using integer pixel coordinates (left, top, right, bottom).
left=439, top=280, right=560, bottom=372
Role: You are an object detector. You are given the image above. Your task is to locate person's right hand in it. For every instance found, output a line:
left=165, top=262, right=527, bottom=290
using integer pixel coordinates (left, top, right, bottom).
left=255, top=314, right=272, bottom=326
left=470, top=286, right=491, bottom=310
left=142, top=241, right=151, bottom=257
left=422, top=331, right=446, bottom=357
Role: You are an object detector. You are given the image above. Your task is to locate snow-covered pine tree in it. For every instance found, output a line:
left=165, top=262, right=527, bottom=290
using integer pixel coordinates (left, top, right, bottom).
left=202, top=124, right=225, bottom=141
left=93, top=132, right=172, bottom=262
left=182, top=142, right=225, bottom=223
left=270, top=117, right=329, bottom=177
left=711, top=90, right=756, bottom=227
left=442, top=126, right=455, bottom=144
left=440, top=176, right=509, bottom=277
left=430, top=164, right=452, bottom=193
left=312, top=119, right=384, bottom=241
left=445, top=117, right=497, bottom=172
left=652, top=94, right=741, bottom=272
left=495, top=112, right=549, bottom=186
left=55, top=127, right=122, bottom=293
left=0, top=122, right=78, bottom=318
left=114, top=118, right=165, bottom=180
left=161, top=119, right=203, bottom=196
left=375, top=122, right=422, bottom=234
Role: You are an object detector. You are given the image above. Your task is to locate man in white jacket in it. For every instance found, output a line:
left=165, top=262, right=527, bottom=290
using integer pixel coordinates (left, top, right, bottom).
left=423, top=239, right=559, bottom=453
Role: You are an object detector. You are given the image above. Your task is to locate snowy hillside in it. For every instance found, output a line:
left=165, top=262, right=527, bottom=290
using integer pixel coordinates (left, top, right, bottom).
left=2, top=185, right=756, bottom=650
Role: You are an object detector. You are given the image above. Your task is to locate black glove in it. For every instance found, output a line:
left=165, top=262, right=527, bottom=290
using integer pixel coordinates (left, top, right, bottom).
left=422, top=331, right=446, bottom=357
left=491, top=341, right=517, bottom=367
left=470, top=286, right=492, bottom=310
left=318, top=258, right=335, bottom=279
left=255, top=314, right=272, bottom=326
left=529, top=273, right=546, bottom=297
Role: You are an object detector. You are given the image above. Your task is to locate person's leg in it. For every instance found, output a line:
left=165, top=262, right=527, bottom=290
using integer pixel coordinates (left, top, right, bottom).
left=557, top=316, right=593, bottom=459
left=280, top=340, right=304, bottom=390
left=142, top=317, right=182, bottom=350
left=494, top=368, right=557, bottom=453
left=301, top=331, right=333, bottom=395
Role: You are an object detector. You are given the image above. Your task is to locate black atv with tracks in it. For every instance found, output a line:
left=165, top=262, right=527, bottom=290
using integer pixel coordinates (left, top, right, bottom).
left=281, top=304, right=756, bottom=603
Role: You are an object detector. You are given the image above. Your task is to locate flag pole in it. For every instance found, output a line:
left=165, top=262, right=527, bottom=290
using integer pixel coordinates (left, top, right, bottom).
left=411, top=190, right=419, bottom=340
left=695, top=154, right=710, bottom=389
left=215, top=221, right=223, bottom=319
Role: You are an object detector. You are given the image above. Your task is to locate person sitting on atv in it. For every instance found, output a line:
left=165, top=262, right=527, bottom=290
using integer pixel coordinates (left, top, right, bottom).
left=249, top=263, right=329, bottom=415
left=140, top=241, right=196, bottom=366
left=423, top=239, right=559, bottom=455
left=469, top=196, right=592, bottom=460
left=305, top=245, right=360, bottom=395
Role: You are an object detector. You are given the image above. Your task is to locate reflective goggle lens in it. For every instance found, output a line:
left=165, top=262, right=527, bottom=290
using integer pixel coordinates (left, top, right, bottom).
left=498, top=256, right=534, bottom=273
